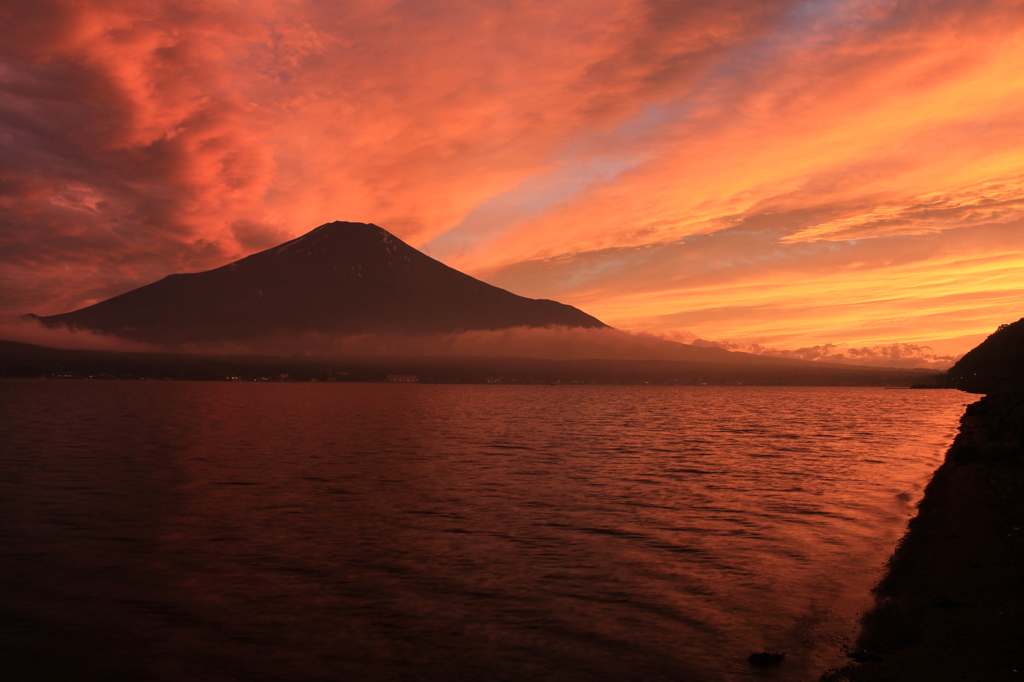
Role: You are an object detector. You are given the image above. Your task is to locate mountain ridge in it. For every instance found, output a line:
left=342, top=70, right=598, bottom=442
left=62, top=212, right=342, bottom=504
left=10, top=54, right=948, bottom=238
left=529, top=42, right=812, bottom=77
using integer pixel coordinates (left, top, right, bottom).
left=23, top=220, right=943, bottom=372
left=30, top=221, right=607, bottom=345
left=948, top=317, right=1024, bottom=394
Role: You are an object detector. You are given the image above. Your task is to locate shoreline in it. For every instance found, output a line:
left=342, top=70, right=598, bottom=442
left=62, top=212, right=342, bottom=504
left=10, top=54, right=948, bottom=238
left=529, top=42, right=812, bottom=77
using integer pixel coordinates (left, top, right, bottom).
left=823, top=393, right=1024, bottom=681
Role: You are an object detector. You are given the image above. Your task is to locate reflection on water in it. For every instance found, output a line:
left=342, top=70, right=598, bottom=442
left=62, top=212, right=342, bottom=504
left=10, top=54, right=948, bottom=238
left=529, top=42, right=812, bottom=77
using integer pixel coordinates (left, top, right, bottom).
left=0, top=382, right=971, bottom=681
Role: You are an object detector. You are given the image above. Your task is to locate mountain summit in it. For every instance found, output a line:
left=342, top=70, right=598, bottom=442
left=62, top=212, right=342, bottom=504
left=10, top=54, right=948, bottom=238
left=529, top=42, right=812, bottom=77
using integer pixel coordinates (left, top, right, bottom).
left=31, top=222, right=607, bottom=345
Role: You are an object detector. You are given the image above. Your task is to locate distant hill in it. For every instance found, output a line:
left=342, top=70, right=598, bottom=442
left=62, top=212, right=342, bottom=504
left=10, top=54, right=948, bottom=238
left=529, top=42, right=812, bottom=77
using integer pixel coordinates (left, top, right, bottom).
left=948, top=318, right=1024, bottom=394
left=29, top=222, right=606, bottom=345
left=0, top=339, right=936, bottom=386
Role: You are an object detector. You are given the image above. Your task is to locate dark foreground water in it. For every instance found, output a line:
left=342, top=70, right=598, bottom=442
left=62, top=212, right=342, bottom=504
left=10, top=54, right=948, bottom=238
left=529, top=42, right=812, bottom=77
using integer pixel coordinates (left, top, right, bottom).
left=0, top=382, right=972, bottom=681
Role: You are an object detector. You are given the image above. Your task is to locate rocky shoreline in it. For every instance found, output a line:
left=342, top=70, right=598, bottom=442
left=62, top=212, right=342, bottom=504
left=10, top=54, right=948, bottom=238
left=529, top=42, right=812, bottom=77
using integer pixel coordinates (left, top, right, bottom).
left=823, top=393, right=1024, bottom=681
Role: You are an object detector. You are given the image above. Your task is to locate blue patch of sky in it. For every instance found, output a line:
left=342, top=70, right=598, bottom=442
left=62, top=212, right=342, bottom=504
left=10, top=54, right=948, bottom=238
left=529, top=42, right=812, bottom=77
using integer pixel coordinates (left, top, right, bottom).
left=703, top=0, right=872, bottom=83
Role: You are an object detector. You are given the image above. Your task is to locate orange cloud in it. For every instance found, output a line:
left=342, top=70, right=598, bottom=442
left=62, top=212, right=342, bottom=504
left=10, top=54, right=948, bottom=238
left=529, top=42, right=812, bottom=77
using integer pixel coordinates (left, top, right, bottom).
left=691, top=339, right=961, bottom=370
left=441, top=5, right=1024, bottom=268
left=2, top=0, right=1023, bottom=356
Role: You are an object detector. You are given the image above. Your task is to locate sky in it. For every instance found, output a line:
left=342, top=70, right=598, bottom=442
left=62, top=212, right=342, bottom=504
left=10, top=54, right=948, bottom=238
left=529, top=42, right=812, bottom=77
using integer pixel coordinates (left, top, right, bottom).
left=2, top=0, right=1024, bottom=367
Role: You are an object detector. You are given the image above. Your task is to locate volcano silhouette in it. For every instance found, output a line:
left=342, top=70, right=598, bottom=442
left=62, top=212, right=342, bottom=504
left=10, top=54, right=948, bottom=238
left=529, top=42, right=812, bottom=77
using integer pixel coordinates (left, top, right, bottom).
left=31, top=222, right=607, bottom=345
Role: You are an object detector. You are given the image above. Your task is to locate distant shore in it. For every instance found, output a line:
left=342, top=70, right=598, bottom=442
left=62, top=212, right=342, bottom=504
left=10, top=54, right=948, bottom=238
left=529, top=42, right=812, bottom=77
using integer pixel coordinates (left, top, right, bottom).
left=0, top=339, right=938, bottom=387
left=823, top=393, right=1024, bottom=681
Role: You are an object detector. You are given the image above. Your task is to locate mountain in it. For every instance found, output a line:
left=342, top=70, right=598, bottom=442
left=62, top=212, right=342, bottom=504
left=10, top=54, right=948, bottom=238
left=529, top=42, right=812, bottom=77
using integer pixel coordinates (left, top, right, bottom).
left=29, top=222, right=607, bottom=346
left=19, top=219, right=944, bottom=376
left=948, top=317, right=1024, bottom=394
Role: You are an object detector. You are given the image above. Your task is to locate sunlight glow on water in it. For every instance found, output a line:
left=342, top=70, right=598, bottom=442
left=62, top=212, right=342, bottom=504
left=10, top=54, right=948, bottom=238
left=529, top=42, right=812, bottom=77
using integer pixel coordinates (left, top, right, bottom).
left=0, top=382, right=972, bottom=681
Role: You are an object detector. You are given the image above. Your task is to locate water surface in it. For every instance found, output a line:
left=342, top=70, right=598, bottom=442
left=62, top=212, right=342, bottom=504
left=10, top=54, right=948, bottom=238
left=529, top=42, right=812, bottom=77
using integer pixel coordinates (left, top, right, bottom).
left=0, top=382, right=972, bottom=681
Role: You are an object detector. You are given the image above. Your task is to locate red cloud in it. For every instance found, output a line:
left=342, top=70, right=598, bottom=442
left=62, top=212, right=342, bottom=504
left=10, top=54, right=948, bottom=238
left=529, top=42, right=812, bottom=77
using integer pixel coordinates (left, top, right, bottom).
left=2, top=0, right=1023, bottom=357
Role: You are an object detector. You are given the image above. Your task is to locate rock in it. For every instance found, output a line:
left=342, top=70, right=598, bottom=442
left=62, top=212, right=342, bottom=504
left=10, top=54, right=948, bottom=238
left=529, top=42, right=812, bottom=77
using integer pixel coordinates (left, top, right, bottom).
left=929, top=595, right=962, bottom=608
left=748, top=651, right=785, bottom=667
left=847, top=649, right=884, bottom=663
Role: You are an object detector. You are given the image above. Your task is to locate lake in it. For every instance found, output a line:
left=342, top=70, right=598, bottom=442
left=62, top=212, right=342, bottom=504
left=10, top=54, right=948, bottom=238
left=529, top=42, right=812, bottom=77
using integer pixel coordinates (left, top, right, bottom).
left=0, top=381, right=973, bottom=681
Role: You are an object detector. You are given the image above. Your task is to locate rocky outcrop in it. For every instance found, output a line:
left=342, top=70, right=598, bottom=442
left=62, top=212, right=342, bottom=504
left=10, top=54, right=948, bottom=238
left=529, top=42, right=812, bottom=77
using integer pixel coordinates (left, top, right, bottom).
left=947, top=317, right=1024, bottom=395
left=822, top=335, right=1024, bottom=680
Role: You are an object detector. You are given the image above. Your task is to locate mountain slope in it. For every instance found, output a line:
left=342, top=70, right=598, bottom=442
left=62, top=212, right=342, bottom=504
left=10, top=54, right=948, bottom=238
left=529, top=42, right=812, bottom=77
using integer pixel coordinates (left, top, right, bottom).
left=948, top=317, right=1024, bottom=393
left=31, top=222, right=607, bottom=345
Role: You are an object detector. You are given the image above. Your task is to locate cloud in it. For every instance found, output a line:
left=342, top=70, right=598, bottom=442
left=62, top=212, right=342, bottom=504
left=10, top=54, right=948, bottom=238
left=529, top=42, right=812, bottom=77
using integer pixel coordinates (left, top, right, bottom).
left=0, top=0, right=794, bottom=314
left=426, top=0, right=1024, bottom=270
left=141, top=325, right=737, bottom=363
left=2, top=0, right=1024, bottom=356
left=691, top=338, right=961, bottom=369
left=2, top=314, right=956, bottom=371
left=478, top=203, right=1024, bottom=354
left=0, top=316, right=156, bottom=352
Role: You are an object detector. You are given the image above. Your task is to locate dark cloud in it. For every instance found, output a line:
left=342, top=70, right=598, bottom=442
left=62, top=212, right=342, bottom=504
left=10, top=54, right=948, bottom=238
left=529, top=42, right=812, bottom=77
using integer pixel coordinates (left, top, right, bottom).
left=0, top=315, right=156, bottom=352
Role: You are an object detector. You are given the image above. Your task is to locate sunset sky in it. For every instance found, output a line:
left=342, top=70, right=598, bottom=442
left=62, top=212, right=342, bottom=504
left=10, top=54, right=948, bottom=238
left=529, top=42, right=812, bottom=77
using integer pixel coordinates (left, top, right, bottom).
left=2, top=0, right=1023, bottom=364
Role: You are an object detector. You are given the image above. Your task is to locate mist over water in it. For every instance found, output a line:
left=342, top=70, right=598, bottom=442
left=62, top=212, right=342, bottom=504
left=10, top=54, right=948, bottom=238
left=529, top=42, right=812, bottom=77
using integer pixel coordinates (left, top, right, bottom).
left=0, top=382, right=971, bottom=681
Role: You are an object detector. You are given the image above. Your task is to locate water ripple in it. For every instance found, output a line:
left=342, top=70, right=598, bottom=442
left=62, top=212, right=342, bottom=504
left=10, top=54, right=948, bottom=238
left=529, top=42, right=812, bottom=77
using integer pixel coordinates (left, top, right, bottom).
left=0, top=382, right=971, bottom=682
